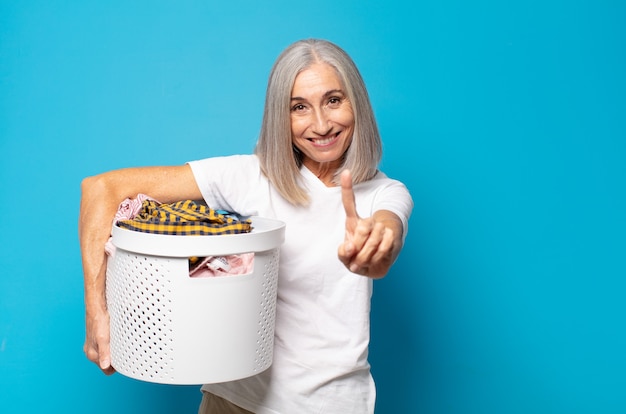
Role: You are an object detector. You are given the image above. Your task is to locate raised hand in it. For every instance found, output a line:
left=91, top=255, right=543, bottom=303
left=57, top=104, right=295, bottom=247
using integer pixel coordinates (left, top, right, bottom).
left=338, top=170, right=403, bottom=278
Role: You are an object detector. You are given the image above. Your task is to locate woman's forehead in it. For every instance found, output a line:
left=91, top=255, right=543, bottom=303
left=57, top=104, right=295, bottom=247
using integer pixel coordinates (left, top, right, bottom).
left=292, top=63, right=345, bottom=95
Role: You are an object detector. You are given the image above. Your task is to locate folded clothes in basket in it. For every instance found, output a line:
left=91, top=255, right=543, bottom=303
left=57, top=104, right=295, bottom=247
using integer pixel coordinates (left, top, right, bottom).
left=106, top=195, right=254, bottom=277
left=117, top=199, right=252, bottom=235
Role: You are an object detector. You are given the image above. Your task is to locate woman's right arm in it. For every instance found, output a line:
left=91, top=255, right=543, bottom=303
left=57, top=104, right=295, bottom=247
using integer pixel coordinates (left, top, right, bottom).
left=79, top=164, right=202, bottom=374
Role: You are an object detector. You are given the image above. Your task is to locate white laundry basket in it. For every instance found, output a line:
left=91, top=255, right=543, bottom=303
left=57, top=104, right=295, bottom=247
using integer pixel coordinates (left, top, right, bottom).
left=105, top=216, right=285, bottom=385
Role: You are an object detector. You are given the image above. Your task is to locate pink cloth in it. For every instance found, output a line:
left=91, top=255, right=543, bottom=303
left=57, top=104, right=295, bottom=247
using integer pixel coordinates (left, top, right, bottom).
left=105, top=194, right=158, bottom=257
left=189, top=253, right=255, bottom=278
left=114, top=193, right=155, bottom=223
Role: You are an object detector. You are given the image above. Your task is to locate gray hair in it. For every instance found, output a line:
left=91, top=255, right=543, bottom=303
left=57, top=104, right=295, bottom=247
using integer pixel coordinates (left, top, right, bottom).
left=255, top=38, right=382, bottom=205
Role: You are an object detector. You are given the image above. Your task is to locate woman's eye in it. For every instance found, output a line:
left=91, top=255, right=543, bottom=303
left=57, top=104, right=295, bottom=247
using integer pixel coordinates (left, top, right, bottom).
left=291, top=104, right=306, bottom=112
left=328, top=97, right=341, bottom=105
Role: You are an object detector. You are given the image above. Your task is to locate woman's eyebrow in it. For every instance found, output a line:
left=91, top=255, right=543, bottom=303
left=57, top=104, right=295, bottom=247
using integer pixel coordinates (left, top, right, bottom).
left=323, top=89, right=345, bottom=98
left=290, top=89, right=345, bottom=101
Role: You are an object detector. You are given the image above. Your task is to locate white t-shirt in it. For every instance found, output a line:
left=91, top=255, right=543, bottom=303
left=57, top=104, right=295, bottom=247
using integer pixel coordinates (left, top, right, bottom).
left=188, top=154, right=413, bottom=414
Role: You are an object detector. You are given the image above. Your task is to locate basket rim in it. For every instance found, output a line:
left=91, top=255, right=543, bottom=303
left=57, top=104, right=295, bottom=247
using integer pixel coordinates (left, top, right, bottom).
left=110, top=216, right=286, bottom=257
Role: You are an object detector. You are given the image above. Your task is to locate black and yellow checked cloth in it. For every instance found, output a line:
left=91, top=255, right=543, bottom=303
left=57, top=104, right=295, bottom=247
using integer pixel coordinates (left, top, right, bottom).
left=117, top=199, right=252, bottom=235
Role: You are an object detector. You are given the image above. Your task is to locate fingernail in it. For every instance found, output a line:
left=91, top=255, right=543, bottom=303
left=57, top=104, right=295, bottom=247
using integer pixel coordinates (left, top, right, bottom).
left=350, top=264, right=359, bottom=273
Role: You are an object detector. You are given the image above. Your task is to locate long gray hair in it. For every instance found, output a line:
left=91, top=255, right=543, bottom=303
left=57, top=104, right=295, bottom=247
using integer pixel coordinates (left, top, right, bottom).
left=255, top=39, right=382, bottom=205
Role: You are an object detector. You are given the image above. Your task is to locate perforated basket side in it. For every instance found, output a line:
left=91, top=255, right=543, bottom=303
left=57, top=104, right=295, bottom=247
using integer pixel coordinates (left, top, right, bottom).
left=106, top=250, right=178, bottom=382
left=106, top=243, right=282, bottom=384
left=253, top=248, right=280, bottom=372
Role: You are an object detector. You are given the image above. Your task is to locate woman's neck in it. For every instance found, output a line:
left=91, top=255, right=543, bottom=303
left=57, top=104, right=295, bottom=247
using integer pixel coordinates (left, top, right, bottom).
left=304, top=160, right=340, bottom=187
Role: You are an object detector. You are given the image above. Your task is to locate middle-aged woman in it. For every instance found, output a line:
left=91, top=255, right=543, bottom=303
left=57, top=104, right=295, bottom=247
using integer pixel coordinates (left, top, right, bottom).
left=80, top=38, right=414, bottom=413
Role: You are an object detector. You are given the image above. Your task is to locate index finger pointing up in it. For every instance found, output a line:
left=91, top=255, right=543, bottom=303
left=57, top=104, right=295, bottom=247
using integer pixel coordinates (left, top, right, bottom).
left=341, top=169, right=358, bottom=219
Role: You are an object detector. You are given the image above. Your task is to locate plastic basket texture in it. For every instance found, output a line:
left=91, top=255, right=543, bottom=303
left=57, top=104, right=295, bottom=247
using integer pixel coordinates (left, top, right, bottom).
left=105, top=216, right=285, bottom=385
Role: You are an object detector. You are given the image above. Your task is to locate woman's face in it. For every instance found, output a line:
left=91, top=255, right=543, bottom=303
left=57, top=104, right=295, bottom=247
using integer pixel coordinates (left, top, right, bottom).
left=290, top=63, right=355, bottom=180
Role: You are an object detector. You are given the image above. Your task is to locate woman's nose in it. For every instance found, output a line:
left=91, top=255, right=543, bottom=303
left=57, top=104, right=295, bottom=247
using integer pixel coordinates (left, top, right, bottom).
left=311, top=109, right=332, bottom=136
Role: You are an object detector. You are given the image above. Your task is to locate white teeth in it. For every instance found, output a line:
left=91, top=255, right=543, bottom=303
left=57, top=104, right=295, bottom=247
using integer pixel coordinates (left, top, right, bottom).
left=316, top=138, right=334, bottom=145
left=313, top=135, right=337, bottom=145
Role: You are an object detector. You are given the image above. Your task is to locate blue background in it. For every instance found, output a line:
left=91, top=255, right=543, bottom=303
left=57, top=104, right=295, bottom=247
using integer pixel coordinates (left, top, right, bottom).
left=1, top=1, right=624, bottom=413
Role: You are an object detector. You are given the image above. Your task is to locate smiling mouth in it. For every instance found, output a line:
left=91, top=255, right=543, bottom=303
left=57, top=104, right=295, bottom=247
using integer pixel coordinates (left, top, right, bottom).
left=307, top=132, right=340, bottom=146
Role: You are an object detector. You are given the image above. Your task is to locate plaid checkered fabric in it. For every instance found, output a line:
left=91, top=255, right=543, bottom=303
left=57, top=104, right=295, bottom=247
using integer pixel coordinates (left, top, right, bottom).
left=116, top=199, right=252, bottom=235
